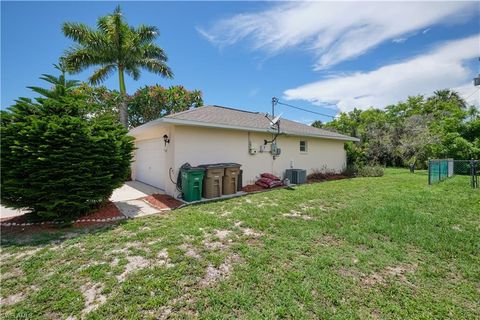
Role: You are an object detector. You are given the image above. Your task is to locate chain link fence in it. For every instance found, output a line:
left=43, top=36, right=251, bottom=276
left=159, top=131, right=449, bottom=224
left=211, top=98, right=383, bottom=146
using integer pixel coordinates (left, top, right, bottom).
left=428, top=159, right=479, bottom=188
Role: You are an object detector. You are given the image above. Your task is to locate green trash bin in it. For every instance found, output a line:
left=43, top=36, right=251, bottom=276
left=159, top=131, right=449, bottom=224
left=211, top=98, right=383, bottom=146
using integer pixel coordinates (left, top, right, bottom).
left=181, top=167, right=205, bottom=202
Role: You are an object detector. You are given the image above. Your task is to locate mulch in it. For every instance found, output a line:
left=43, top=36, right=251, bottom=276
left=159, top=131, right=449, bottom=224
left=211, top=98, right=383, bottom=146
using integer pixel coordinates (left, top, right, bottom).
left=0, top=201, right=125, bottom=234
left=143, top=194, right=183, bottom=210
left=242, top=184, right=283, bottom=193
left=307, top=174, right=349, bottom=183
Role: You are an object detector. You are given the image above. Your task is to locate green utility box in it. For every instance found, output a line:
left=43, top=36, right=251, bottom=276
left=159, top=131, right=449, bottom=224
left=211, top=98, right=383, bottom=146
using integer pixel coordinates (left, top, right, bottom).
left=181, top=167, right=205, bottom=202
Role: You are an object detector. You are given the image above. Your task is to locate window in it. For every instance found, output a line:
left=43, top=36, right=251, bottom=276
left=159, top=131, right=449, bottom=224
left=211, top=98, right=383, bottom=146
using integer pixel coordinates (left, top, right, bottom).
left=299, top=140, right=308, bottom=153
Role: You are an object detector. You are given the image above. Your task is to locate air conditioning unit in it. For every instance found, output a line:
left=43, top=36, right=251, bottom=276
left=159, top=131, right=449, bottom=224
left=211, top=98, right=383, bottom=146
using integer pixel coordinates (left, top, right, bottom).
left=285, top=169, right=307, bottom=184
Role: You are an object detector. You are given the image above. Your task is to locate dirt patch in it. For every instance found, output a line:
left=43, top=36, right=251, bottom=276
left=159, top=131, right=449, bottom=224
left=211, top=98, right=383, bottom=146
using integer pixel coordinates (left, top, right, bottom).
left=111, top=241, right=144, bottom=254
left=361, top=263, right=418, bottom=287
left=0, top=292, right=25, bottom=306
left=143, top=194, right=183, bottom=210
left=203, top=240, right=227, bottom=251
left=452, top=225, right=463, bottom=232
left=1, top=247, right=43, bottom=261
left=241, top=228, right=262, bottom=238
left=156, top=249, right=173, bottom=268
left=316, top=234, right=343, bottom=246
left=199, top=254, right=241, bottom=287
left=80, top=282, right=107, bottom=315
left=178, top=244, right=201, bottom=260
left=116, top=255, right=150, bottom=282
left=213, top=229, right=231, bottom=241
left=1, top=268, right=24, bottom=280
left=283, top=211, right=313, bottom=220
left=338, top=267, right=358, bottom=278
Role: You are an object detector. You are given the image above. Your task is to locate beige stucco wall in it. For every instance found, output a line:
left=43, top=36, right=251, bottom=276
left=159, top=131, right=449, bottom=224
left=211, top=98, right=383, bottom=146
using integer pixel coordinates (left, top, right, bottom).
left=132, top=124, right=347, bottom=197
left=131, top=124, right=174, bottom=191
left=167, top=125, right=346, bottom=197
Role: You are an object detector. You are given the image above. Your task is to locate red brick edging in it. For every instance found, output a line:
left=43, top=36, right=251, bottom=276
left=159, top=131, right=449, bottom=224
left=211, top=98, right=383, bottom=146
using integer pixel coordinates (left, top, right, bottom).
left=0, top=215, right=127, bottom=227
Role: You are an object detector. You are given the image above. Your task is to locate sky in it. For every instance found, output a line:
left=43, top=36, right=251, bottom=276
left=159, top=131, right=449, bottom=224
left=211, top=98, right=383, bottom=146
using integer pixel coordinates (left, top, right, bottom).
left=2, top=1, right=480, bottom=124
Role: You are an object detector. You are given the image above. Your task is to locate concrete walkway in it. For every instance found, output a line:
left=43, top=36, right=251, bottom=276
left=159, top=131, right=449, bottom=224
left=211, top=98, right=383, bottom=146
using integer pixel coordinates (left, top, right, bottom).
left=110, top=181, right=164, bottom=202
left=0, top=207, right=26, bottom=220
left=111, top=181, right=165, bottom=218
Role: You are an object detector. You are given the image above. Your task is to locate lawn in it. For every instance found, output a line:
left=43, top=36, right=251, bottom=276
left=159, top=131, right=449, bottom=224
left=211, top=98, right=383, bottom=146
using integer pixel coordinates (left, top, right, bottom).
left=1, top=169, right=479, bottom=319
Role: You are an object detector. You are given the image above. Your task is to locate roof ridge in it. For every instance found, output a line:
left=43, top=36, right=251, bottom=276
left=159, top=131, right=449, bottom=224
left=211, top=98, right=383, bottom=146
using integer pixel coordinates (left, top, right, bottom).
left=164, top=107, right=201, bottom=118
left=209, top=105, right=262, bottom=115
left=280, top=118, right=353, bottom=139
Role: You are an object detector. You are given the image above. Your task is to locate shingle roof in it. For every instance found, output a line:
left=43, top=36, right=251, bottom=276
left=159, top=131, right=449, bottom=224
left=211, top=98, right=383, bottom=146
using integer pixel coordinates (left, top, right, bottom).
left=132, top=105, right=358, bottom=141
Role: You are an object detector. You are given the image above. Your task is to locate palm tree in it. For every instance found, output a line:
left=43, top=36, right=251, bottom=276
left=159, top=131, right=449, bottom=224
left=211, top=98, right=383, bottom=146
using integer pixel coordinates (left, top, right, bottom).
left=62, top=6, right=173, bottom=127
left=429, top=89, right=466, bottom=109
left=28, top=59, right=80, bottom=99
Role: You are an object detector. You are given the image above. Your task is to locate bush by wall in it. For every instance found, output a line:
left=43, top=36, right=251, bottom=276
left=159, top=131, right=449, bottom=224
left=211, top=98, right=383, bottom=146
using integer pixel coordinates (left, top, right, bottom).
left=1, top=95, right=134, bottom=220
left=356, top=165, right=385, bottom=177
left=342, top=164, right=384, bottom=177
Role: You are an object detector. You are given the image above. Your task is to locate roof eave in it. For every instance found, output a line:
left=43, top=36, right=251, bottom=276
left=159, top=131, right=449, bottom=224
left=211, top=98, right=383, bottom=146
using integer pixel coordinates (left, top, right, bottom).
left=128, top=118, right=167, bottom=136
left=162, top=118, right=359, bottom=142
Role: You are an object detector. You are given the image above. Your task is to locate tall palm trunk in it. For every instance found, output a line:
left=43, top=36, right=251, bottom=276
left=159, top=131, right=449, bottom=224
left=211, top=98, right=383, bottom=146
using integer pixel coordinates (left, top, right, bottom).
left=118, top=67, right=128, bottom=127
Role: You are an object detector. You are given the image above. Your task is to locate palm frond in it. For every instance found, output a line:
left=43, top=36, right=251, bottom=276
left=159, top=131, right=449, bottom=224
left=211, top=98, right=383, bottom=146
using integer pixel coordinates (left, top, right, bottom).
left=141, top=43, right=168, bottom=61
left=63, top=46, right=110, bottom=73
left=138, top=59, right=173, bottom=78
left=125, top=66, right=141, bottom=81
left=136, top=25, right=159, bottom=44
left=62, top=22, right=97, bottom=45
left=89, top=64, right=116, bottom=85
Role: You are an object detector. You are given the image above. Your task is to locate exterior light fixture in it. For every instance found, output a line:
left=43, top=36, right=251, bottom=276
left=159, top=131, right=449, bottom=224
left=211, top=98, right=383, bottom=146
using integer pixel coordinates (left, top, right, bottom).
left=163, top=134, right=170, bottom=146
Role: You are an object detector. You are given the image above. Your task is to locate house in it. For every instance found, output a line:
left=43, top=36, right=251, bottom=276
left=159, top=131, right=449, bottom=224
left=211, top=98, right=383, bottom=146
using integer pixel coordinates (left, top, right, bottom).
left=129, top=105, right=359, bottom=198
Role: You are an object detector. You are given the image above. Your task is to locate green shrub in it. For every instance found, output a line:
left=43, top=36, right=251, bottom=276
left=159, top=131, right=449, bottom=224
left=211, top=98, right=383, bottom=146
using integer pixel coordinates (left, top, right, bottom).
left=356, top=165, right=385, bottom=177
left=343, top=164, right=385, bottom=177
left=1, top=95, right=134, bottom=220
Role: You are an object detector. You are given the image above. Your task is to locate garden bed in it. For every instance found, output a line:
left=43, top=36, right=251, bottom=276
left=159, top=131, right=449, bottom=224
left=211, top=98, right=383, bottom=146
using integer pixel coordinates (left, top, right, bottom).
left=0, top=201, right=125, bottom=233
left=307, top=174, right=350, bottom=183
left=143, top=194, right=183, bottom=210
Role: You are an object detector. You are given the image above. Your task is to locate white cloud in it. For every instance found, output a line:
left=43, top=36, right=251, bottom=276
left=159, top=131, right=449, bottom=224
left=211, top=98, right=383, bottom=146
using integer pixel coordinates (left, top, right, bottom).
left=283, top=35, right=480, bottom=112
left=198, top=2, right=474, bottom=69
left=393, top=37, right=407, bottom=44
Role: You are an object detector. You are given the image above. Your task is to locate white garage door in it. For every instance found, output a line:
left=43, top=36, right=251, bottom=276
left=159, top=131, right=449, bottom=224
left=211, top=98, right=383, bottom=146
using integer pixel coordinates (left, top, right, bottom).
left=135, top=139, right=165, bottom=189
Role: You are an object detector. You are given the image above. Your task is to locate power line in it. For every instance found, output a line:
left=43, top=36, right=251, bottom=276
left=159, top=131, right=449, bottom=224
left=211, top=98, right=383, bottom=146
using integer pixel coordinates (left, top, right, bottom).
left=463, top=87, right=480, bottom=102
left=273, top=98, right=337, bottom=119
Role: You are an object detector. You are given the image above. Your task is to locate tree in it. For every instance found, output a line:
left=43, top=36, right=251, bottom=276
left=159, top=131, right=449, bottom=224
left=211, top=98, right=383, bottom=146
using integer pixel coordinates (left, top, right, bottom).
left=27, top=59, right=80, bottom=100
left=128, top=85, right=203, bottom=128
left=62, top=5, right=173, bottom=127
left=1, top=88, right=134, bottom=220
left=311, top=120, right=323, bottom=128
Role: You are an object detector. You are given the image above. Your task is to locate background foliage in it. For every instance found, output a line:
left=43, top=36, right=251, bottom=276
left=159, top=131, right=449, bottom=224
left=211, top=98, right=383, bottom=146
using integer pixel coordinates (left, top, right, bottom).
left=128, top=85, right=203, bottom=128
left=315, top=90, right=480, bottom=168
left=74, top=84, right=203, bottom=128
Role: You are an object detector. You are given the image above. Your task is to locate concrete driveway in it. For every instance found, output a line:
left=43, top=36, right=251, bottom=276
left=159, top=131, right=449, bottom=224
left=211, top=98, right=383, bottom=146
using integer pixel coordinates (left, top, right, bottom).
left=1, top=181, right=165, bottom=220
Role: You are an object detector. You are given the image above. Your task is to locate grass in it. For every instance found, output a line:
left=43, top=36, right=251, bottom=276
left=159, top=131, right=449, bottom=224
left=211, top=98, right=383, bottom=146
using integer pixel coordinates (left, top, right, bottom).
left=1, top=169, right=479, bottom=319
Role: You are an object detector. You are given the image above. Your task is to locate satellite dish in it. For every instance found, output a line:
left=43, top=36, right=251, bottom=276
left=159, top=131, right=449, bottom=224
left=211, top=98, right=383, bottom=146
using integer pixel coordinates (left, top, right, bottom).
left=269, top=113, right=282, bottom=126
